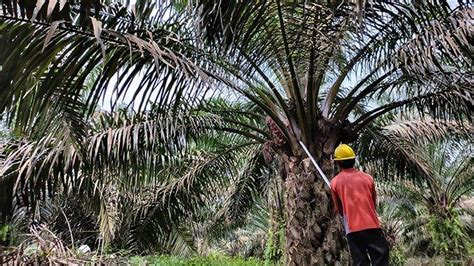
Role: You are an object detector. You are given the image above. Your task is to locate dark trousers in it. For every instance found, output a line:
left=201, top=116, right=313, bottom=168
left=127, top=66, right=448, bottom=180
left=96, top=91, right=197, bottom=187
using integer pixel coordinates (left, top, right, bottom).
left=347, top=228, right=389, bottom=266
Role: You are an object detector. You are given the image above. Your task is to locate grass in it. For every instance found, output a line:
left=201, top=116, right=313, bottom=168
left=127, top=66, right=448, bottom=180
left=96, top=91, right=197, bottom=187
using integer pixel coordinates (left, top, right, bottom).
left=127, top=254, right=473, bottom=266
left=404, top=257, right=473, bottom=266
left=128, top=254, right=274, bottom=266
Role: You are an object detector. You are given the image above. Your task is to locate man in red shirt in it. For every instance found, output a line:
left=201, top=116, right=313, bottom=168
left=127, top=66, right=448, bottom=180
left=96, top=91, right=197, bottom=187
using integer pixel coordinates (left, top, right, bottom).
left=330, top=144, right=389, bottom=266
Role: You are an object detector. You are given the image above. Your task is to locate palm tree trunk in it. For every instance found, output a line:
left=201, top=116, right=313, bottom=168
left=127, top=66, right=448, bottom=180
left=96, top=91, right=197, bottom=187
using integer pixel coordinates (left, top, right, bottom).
left=283, top=155, right=349, bottom=265
left=0, top=176, right=14, bottom=223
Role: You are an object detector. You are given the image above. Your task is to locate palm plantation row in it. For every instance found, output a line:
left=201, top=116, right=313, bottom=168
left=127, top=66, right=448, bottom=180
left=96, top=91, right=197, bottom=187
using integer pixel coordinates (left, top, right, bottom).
left=0, top=0, right=472, bottom=264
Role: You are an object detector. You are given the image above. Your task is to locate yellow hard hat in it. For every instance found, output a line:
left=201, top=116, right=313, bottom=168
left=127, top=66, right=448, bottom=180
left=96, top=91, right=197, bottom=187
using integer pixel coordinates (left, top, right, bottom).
left=334, top=144, right=356, bottom=161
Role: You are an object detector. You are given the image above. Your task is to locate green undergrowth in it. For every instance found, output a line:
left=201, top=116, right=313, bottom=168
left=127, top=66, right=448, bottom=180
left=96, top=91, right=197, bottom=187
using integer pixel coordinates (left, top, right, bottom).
left=127, top=254, right=473, bottom=266
left=128, top=254, right=277, bottom=266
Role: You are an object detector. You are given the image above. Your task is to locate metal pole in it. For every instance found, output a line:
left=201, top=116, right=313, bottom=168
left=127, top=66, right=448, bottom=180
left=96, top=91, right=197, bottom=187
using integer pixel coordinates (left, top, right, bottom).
left=299, top=141, right=331, bottom=188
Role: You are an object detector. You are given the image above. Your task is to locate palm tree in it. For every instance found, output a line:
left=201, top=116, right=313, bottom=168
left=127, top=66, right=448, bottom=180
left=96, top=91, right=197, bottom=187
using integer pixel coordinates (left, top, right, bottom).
left=0, top=0, right=472, bottom=264
left=0, top=100, right=274, bottom=254
left=378, top=141, right=473, bottom=259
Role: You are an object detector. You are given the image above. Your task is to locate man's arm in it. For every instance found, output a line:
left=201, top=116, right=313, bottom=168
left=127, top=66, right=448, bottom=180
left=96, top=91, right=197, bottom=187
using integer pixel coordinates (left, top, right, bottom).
left=331, top=185, right=343, bottom=216
left=371, top=179, right=377, bottom=206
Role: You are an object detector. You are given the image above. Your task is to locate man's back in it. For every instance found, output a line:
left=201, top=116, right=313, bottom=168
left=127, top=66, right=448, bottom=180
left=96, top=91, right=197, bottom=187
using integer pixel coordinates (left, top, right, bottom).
left=330, top=168, right=380, bottom=234
left=331, top=144, right=389, bottom=265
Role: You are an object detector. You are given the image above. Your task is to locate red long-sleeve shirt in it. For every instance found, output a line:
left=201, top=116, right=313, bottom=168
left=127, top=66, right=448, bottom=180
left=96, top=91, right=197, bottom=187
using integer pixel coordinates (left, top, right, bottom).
left=330, top=168, right=380, bottom=234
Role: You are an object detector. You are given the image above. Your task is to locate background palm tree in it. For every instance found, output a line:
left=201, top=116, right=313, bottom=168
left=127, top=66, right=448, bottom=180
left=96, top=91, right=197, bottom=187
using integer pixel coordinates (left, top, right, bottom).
left=0, top=0, right=472, bottom=264
left=378, top=140, right=473, bottom=259
left=0, top=99, right=274, bottom=254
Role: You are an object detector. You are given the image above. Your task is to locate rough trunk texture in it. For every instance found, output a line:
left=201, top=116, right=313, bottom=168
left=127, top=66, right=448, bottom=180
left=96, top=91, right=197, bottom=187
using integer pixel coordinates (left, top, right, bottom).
left=283, top=155, right=349, bottom=265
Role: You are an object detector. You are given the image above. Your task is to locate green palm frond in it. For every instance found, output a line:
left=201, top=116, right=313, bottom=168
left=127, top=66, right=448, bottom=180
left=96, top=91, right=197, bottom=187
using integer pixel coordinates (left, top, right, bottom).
left=222, top=146, right=271, bottom=226
left=160, top=226, right=197, bottom=257
left=373, top=139, right=472, bottom=219
left=0, top=108, right=227, bottom=205
left=376, top=147, right=471, bottom=258
left=0, top=4, right=209, bottom=135
left=357, top=112, right=472, bottom=182
left=381, top=118, right=473, bottom=144
left=1, top=89, right=273, bottom=252
left=126, top=139, right=258, bottom=252
left=212, top=200, right=270, bottom=259
left=358, top=126, right=433, bottom=183
left=351, top=84, right=472, bottom=133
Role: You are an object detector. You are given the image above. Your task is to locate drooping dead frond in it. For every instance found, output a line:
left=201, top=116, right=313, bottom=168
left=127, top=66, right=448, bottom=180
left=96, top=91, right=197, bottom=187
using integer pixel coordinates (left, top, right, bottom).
left=382, top=118, right=473, bottom=144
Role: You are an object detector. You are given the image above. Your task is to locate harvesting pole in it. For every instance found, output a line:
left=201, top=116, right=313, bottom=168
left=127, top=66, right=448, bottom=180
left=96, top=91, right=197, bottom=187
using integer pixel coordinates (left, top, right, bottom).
left=299, top=141, right=345, bottom=227
left=299, top=141, right=331, bottom=188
